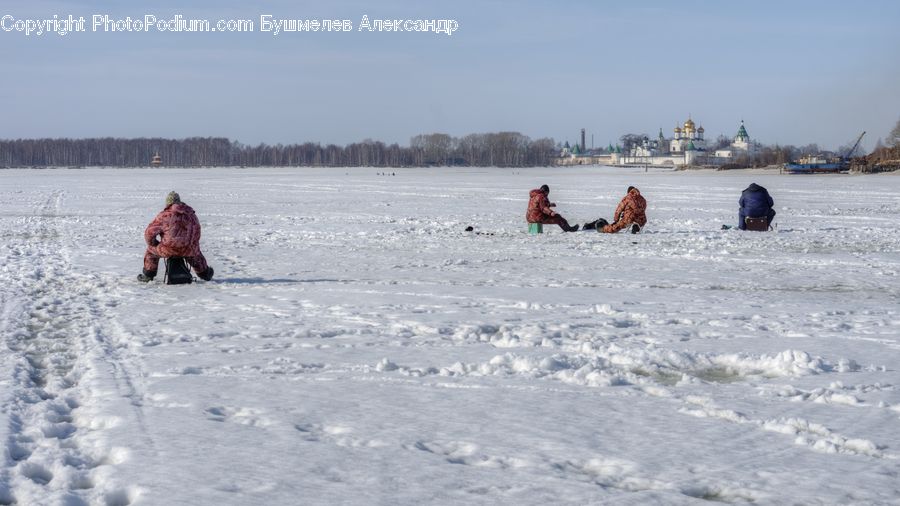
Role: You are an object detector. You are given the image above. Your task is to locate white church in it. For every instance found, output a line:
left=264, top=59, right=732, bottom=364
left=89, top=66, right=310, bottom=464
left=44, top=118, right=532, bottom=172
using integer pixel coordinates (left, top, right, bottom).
left=713, top=120, right=753, bottom=159
left=620, top=118, right=756, bottom=166
left=559, top=118, right=756, bottom=167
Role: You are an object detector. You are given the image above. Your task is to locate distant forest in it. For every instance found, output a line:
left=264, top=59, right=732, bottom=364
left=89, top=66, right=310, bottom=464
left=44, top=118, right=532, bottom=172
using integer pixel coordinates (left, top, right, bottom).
left=0, top=132, right=558, bottom=168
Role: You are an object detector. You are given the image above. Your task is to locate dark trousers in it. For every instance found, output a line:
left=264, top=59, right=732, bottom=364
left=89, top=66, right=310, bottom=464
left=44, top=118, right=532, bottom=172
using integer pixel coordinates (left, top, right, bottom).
left=536, top=214, right=573, bottom=232
left=144, top=246, right=209, bottom=275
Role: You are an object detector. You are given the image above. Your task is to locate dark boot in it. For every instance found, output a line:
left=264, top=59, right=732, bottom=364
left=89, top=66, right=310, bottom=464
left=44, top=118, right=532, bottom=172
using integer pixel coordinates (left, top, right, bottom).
left=582, top=220, right=597, bottom=230
left=630, top=224, right=641, bottom=234
left=198, top=266, right=214, bottom=281
left=137, top=269, right=156, bottom=283
left=567, top=224, right=580, bottom=232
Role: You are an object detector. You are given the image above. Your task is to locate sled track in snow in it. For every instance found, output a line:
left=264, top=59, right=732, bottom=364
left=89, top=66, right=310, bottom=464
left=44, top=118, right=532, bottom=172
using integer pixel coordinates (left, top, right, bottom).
left=0, top=191, right=136, bottom=505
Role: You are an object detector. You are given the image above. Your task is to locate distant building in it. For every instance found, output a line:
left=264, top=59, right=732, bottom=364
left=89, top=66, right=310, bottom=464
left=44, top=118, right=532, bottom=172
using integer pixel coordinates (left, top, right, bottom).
left=618, top=117, right=708, bottom=166
left=151, top=152, right=162, bottom=167
left=556, top=118, right=757, bottom=168
left=558, top=138, right=619, bottom=165
left=714, top=120, right=755, bottom=159
left=670, top=118, right=706, bottom=154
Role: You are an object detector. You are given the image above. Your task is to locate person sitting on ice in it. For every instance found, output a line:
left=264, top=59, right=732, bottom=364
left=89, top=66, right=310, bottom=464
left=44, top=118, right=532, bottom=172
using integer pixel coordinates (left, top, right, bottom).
left=738, top=183, right=776, bottom=230
left=138, top=191, right=214, bottom=282
left=589, top=186, right=647, bottom=234
left=526, top=184, right=579, bottom=232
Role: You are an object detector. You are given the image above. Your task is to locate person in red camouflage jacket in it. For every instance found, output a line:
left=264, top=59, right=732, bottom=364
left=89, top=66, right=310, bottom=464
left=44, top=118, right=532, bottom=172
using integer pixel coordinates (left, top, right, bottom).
left=598, top=186, right=647, bottom=233
left=138, top=191, right=214, bottom=282
left=525, top=184, right=579, bottom=232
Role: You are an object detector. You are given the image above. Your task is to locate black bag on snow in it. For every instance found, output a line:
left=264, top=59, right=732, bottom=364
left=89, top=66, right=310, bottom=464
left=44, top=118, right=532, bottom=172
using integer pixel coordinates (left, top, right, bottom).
left=164, top=257, right=193, bottom=285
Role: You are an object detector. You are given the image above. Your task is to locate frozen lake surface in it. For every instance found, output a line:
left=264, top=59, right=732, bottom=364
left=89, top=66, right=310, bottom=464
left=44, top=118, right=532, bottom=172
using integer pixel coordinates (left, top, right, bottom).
left=1, top=166, right=899, bottom=505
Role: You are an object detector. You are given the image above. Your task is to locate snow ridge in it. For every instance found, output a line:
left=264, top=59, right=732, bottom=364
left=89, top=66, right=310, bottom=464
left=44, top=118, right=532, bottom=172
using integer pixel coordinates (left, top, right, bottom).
left=0, top=191, right=138, bottom=505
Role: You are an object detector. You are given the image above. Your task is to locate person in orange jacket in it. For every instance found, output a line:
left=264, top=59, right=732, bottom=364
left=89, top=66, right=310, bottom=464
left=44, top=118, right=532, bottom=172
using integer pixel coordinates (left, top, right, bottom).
left=138, top=191, right=214, bottom=282
left=525, top=185, right=579, bottom=232
left=594, top=186, right=647, bottom=234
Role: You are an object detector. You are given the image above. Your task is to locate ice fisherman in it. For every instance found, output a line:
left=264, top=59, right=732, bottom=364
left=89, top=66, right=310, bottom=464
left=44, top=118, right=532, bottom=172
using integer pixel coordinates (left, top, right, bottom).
left=526, top=185, right=579, bottom=232
left=138, top=191, right=214, bottom=282
left=584, top=186, right=647, bottom=234
left=738, top=183, right=775, bottom=230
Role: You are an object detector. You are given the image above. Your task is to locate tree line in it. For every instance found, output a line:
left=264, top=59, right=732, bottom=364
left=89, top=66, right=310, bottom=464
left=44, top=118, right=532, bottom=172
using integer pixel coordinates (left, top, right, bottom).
left=854, top=117, right=900, bottom=172
left=0, top=132, right=558, bottom=168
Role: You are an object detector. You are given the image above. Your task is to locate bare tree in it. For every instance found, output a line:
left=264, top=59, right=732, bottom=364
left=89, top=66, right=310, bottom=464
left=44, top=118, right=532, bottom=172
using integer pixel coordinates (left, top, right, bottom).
left=714, top=134, right=731, bottom=150
left=797, top=143, right=820, bottom=155
left=619, top=133, right=648, bottom=152
left=889, top=116, right=900, bottom=147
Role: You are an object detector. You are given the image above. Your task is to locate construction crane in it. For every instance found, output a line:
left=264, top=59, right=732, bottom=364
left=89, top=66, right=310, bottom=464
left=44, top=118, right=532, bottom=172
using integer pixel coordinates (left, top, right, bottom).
left=842, top=131, right=866, bottom=160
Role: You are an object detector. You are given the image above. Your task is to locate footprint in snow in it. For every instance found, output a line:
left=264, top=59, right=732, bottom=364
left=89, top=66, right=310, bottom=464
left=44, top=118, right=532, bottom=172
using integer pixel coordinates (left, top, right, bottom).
left=294, top=423, right=386, bottom=448
left=20, top=462, right=54, bottom=485
left=410, top=440, right=528, bottom=469
left=205, top=406, right=273, bottom=427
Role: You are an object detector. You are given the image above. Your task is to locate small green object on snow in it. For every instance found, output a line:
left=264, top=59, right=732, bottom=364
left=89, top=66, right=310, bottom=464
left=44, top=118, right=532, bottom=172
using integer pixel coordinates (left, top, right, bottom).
left=528, top=223, right=543, bottom=234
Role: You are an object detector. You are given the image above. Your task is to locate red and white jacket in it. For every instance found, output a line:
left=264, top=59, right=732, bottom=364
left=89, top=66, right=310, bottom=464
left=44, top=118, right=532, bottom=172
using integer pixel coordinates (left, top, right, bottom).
left=144, top=203, right=203, bottom=257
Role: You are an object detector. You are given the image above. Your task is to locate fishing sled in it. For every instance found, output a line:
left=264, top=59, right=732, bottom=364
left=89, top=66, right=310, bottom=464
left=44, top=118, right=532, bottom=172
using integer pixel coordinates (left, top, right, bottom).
left=164, top=257, right=193, bottom=285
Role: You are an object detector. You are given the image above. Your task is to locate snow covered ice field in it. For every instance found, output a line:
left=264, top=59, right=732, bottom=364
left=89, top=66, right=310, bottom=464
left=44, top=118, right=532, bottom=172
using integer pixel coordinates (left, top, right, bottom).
left=1, top=166, right=899, bottom=505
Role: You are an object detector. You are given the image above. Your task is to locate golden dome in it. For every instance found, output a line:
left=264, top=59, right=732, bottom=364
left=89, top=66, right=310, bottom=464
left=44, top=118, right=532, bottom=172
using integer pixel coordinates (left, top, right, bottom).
left=683, top=118, right=695, bottom=131
left=674, top=125, right=682, bottom=133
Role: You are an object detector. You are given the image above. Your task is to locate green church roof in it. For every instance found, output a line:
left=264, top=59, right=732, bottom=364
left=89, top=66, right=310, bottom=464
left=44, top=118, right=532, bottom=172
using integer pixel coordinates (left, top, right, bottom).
left=736, top=121, right=749, bottom=140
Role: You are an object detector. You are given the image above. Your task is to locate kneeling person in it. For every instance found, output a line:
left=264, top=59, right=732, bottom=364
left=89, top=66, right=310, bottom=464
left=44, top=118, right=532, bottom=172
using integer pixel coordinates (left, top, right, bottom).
left=138, top=191, right=214, bottom=282
left=599, top=186, right=647, bottom=233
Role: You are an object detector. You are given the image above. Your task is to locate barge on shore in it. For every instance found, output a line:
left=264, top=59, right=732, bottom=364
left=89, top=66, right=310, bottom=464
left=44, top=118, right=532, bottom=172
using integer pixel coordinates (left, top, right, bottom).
left=783, top=131, right=865, bottom=174
left=783, top=155, right=848, bottom=174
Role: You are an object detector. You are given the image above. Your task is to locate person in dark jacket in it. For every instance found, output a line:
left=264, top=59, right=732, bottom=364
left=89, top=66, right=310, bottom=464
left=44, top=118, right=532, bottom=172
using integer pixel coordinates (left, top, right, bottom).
left=525, top=185, right=579, bottom=232
left=138, top=191, right=214, bottom=282
left=738, top=183, right=776, bottom=230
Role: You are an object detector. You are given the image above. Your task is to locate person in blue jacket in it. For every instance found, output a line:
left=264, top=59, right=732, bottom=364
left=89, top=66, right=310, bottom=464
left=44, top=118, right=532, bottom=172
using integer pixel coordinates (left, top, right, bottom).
left=738, top=183, right=775, bottom=230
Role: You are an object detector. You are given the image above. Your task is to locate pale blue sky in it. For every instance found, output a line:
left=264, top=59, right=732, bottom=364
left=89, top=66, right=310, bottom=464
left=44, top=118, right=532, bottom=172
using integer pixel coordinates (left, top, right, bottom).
left=2, top=0, right=898, bottom=151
